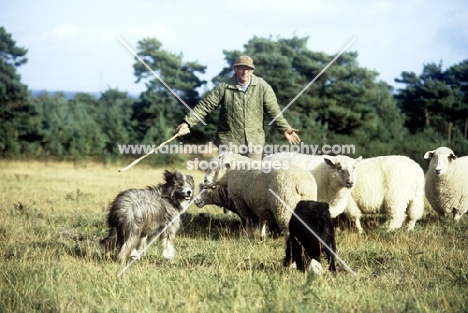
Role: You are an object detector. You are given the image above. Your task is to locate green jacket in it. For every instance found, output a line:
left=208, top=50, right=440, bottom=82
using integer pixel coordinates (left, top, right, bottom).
left=183, top=74, right=292, bottom=147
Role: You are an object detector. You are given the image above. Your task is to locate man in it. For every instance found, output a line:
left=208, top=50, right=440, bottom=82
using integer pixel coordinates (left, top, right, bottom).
left=175, top=55, right=300, bottom=160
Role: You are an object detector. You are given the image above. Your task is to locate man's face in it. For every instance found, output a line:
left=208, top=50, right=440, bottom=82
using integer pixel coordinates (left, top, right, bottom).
left=234, top=66, right=254, bottom=85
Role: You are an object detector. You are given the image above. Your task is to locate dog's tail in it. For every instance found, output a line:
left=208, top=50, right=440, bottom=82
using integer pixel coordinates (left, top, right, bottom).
left=98, top=227, right=118, bottom=253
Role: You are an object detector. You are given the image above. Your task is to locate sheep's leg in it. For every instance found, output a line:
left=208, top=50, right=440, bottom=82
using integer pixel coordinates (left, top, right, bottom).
left=405, top=193, right=424, bottom=230
left=232, top=198, right=256, bottom=236
left=386, top=203, right=406, bottom=231
left=353, top=217, right=364, bottom=234
left=345, top=200, right=364, bottom=234
left=405, top=219, right=416, bottom=230
left=386, top=217, right=405, bottom=230
left=271, top=211, right=290, bottom=241
left=258, top=219, right=268, bottom=240
left=453, top=209, right=462, bottom=222
left=244, top=218, right=254, bottom=236
left=283, top=236, right=293, bottom=267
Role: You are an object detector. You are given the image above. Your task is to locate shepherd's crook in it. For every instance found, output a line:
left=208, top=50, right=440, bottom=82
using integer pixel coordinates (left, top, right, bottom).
left=118, top=128, right=190, bottom=172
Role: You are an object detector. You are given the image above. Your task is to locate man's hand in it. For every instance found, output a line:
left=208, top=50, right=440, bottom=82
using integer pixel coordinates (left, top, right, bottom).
left=284, top=128, right=300, bottom=145
left=175, top=123, right=190, bottom=136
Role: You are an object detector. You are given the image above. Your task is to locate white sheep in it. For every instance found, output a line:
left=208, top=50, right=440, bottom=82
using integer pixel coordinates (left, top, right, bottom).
left=424, top=147, right=468, bottom=221
left=345, top=155, right=425, bottom=233
left=264, top=152, right=362, bottom=218
left=204, top=152, right=318, bottom=239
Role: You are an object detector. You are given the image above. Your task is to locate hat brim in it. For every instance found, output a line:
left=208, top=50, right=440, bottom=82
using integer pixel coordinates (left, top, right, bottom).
left=234, top=63, right=255, bottom=70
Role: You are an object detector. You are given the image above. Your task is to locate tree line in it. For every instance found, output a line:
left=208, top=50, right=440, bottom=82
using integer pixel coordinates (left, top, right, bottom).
left=1, top=27, right=467, bottom=169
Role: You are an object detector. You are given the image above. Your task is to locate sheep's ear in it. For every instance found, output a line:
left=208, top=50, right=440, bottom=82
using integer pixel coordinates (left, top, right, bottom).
left=423, top=151, right=434, bottom=159
left=356, top=156, right=363, bottom=163
left=323, top=156, right=336, bottom=168
left=449, top=153, right=457, bottom=160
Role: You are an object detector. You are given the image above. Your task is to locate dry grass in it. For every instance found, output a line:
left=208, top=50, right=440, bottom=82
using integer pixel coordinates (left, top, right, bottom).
left=1, top=159, right=467, bottom=312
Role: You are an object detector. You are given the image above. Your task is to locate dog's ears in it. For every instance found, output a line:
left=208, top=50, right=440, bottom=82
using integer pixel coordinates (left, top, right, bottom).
left=163, top=170, right=176, bottom=184
left=164, top=170, right=186, bottom=183
left=174, top=171, right=184, bottom=181
left=186, top=174, right=194, bottom=184
left=163, top=170, right=192, bottom=185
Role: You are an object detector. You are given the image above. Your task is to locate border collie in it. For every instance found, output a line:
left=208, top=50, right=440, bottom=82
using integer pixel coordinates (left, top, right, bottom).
left=284, top=200, right=336, bottom=273
left=98, top=170, right=194, bottom=265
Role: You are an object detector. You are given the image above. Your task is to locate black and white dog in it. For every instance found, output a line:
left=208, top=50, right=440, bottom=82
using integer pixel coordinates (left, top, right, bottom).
left=98, top=170, right=194, bottom=265
left=284, top=200, right=336, bottom=273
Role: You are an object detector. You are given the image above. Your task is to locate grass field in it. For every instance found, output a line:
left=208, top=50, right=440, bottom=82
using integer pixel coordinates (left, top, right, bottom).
left=1, top=159, right=467, bottom=312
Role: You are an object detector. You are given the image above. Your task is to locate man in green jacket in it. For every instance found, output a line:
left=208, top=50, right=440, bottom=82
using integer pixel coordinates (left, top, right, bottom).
left=175, top=55, right=300, bottom=160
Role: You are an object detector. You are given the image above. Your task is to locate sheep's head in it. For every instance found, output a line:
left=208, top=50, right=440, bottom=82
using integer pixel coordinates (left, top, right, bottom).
left=203, top=153, right=236, bottom=185
left=324, top=155, right=362, bottom=189
left=194, top=182, right=216, bottom=208
left=424, top=146, right=457, bottom=176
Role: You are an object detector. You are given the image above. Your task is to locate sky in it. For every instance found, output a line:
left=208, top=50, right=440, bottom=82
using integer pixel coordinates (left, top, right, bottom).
left=1, top=0, right=467, bottom=96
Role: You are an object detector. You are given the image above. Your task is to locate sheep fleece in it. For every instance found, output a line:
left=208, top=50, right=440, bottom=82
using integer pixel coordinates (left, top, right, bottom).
left=345, top=155, right=425, bottom=231
left=217, top=154, right=318, bottom=232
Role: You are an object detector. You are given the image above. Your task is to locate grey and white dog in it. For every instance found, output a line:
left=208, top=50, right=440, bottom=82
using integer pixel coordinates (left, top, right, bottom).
left=98, top=170, right=194, bottom=265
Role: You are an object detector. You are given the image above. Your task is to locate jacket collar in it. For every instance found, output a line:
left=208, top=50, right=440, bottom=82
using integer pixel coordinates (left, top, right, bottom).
left=226, top=74, right=260, bottom=89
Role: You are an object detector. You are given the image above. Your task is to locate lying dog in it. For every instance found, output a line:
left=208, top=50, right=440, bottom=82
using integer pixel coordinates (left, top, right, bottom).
left=284, top=200, right=336, bottom=273
left=98, top=170, right=194, bottom=265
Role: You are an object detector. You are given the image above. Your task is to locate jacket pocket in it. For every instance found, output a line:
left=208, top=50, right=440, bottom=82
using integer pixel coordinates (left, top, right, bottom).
left=215, top=131, right=234, bottom=147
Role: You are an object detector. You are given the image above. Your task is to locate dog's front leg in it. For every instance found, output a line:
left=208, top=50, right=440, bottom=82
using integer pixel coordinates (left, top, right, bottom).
left=160, top=230, right=176, bottom=259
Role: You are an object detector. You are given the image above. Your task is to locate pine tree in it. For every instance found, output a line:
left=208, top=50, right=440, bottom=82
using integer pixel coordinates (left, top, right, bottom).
left=0, top=26, right=40, bottom=157
left=395, top=63, right=454, bottom=134
left=131, top=38, right=207, bottom=145
left=98, top=88, right=134, bottom=157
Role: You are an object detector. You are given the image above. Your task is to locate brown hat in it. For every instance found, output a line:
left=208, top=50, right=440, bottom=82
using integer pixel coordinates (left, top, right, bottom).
left=233, top=55, right=255, bottom=70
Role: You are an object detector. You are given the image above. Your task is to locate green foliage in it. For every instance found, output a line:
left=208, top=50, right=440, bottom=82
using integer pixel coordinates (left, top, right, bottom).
left=1, top=27, right=467, bottom=162
left=395, top=61, right=468, bottom=144
left=0, top=26, right=41, bottom=157
left=131, top=38, right=207, bottom=145
left=394, top=60, right=468, bottom=161
left=33, top=92, right=106, bottom=160
left=98, top=88, right=133, bottom=157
